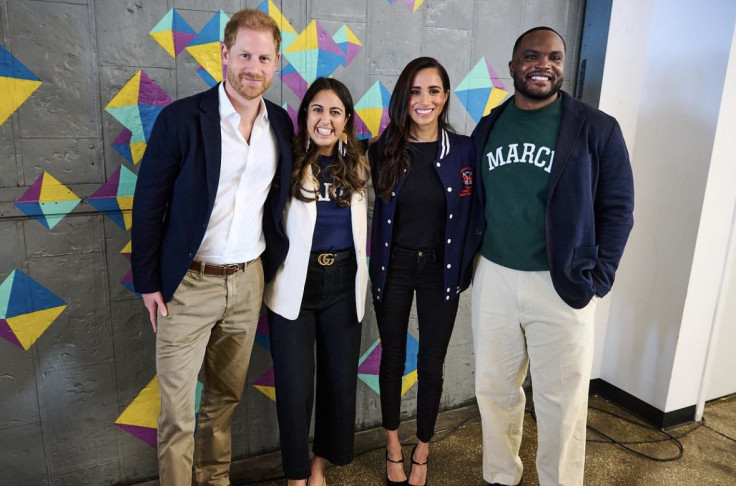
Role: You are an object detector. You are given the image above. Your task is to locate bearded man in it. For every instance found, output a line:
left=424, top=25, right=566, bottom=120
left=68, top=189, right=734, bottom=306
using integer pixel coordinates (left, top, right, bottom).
left=470, top=27, right=635, bottom=486
left=131, top=9, right=293, bottom=486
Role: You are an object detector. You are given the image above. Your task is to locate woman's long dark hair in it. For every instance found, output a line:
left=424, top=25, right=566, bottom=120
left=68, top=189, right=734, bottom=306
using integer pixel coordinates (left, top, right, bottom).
left=292, top=77, right=369, bottom=206
left=374, top=57, right=454, bottom=201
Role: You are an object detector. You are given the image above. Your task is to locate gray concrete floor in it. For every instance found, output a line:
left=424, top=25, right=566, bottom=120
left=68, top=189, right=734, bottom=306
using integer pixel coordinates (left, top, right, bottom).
left=236, top=394, right=736, bottom=486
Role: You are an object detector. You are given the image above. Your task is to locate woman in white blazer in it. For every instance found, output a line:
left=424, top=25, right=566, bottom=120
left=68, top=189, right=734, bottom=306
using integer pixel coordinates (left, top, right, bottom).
left=263, top=77, right=369, bottom=486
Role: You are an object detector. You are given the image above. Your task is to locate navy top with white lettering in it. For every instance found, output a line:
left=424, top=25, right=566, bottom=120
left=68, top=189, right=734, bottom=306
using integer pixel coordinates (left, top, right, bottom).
left=311, top=155, right=353, bottom=252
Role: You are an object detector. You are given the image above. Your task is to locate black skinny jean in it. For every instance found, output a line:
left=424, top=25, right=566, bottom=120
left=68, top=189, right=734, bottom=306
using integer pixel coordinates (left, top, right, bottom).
left=268, top=251, right=361, bottom=479
left=374, top=247, right=460, bottom=442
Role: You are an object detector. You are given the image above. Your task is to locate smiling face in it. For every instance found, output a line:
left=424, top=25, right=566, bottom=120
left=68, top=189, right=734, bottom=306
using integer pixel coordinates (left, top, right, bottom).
left=221, top=26, right=280, bottom=103
left=407, top=67, right=449, bottom=135
left=509, top=29, right=565, bottom=110
left=306, top=89, right=348, bottom=156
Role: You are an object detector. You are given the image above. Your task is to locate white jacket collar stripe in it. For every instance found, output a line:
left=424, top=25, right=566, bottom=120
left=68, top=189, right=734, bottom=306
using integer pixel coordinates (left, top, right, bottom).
left=439, top=129, right=450, bottom=160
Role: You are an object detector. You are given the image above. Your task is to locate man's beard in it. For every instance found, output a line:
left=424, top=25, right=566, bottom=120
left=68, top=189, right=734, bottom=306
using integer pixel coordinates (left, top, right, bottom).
left=226, top=68, right=272, bottom=101
left=513, top=72, right=563, bottom=101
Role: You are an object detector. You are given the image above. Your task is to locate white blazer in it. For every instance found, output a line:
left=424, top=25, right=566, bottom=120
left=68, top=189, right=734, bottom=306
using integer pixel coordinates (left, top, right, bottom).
left=264, top=169, right=369, bottom=321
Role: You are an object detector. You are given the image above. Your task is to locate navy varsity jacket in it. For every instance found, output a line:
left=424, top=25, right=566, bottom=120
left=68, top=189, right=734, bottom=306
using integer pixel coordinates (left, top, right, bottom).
left=368, top=129, right=482, bottom=302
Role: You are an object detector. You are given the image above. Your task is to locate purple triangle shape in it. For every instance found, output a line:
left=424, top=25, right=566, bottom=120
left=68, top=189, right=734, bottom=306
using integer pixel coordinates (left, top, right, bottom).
left=137, top=71, right=173, bottom=107
left=113, top=128, right=132, bottom=145
left=173, top=31, right=196, bottom=56
left=117, top=424, right=157, bottom=448
left=0, top=319, right=24, bottom=349
left=254, top=366, right=275, bottom=387
left=17, top=173, right=45, bottom=203
left=315, top=22, right=345, bottom=56
left=357, top=345, right=382, bottom=375
left=88, top=167, right=121, bottom=199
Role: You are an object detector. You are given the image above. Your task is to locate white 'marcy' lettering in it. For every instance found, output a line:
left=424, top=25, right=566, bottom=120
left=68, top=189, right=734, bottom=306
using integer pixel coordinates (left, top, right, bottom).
left=487, top=143, right=555, bottom=173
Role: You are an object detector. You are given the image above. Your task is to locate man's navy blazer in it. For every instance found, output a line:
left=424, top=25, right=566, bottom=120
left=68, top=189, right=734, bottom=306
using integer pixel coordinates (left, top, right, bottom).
left=471, top=92, right=634, bottom=309
left=131, top=84, right=293, bottom=302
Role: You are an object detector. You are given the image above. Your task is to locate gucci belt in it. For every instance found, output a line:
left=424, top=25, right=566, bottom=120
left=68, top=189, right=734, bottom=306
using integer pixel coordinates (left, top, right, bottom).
left=316, top=253, right=336, bottom=266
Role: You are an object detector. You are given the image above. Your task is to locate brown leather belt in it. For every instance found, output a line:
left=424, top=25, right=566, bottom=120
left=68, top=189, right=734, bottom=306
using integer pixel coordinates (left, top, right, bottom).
left=189, top=259, right=256, bottom=276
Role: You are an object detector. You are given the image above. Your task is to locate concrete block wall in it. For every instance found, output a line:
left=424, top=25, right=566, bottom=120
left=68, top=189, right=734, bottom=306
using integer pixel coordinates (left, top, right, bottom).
left=0, top=1, right=582, bottom=483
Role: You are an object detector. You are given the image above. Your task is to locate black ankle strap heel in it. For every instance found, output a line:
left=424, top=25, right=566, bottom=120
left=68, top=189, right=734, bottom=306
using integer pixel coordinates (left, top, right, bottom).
left=386, top=449, right=408, bottom=486
left=408, top=444, right=428, bottom=486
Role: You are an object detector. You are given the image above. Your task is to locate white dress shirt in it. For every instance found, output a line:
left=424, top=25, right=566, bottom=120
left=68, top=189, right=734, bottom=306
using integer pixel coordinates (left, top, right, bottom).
left=195, top=82, right=279, bottom=264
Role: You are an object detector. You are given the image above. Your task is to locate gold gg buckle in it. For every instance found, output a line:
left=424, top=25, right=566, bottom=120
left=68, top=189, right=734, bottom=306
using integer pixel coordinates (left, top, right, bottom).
left=317, top=253, right=335, bottom=266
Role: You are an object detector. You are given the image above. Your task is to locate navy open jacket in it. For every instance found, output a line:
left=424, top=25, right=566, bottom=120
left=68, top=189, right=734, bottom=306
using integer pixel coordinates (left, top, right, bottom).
left=471, top=92, right=635, bottom=309
left=131, top=84, right=293, bottom=302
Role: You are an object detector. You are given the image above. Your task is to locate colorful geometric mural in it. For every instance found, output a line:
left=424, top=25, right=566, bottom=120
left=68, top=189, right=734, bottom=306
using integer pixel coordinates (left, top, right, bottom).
left=253, top=366, right=276, bottom=402
left=333, top=25, right=363, bottom=67
left=86, top=166, right=137, bottom=231
left=150, top=9, right=197, bottom=58
left=14, top=172, right=81, bottom=230
left=0, top=44, right=42, bottom=126
left=386, top=0, right=426, bottom=13
left=257, top=0, right=298, bottom=51
left=279, top=62, right=309, bottom=98
left=455, top=57, right=509, bottom=123
left=116, top=376, right=203, bottom=447
left=252, top=313, right=276, bottom=401
left=254, top=312, right=270, bottom=352
left=119, top=241, right=138, bottom=296
left=354, top=81, right=391, bottom=140
left=105, top=70, right=172, bottom=165
left=0, top=270, right=67, bottom=351
left=283, top=20, right=345, bottom=87
left=358, top=334, right=419, bottom=396
left=186, top=10, right=229, bottom=87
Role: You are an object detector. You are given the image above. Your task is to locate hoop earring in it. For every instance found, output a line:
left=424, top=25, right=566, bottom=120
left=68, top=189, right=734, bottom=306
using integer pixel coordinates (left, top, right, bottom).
left=338, top=132, right=348, bottom=157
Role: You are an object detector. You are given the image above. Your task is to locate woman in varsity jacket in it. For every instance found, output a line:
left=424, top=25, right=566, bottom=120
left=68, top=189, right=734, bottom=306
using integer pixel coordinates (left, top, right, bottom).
left=264, top=77, right=369, bottom=486
left=368, top=57, right=482, bottom=486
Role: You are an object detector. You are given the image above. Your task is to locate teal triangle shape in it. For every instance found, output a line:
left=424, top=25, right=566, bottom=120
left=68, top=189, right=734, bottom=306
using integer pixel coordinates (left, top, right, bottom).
left=0, top=271, right=18, bottom=318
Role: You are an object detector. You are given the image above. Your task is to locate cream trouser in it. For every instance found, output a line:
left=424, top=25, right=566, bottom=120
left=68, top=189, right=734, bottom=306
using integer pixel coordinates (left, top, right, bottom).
left=472, top=257, right=596, bottom=486
left=156, top=259, right=263, bottom=486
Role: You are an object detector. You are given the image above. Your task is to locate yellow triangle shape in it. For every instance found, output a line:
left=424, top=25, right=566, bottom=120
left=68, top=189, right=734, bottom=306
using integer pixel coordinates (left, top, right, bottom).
left=150, top=31, right=176, bottom=58
left=267, top=0, right=296, bottom=35
left=484, top=88, right=509, bottom=117
left=6, top=305, right=67, bottom=350
left=130, top=142, right=147, bottom=165
left=117, top=195, right=134, bottom=212
left=412, top=0, right=426, bottom=13
left=120, top=240, right=132, bottom=254
left=117, top=195, right=134, bottom=230
left=116, top=376, right=161, bottom=428
left=254, top=385, right=276, bottom=401
left=0, top=76, right=42, bottom=126
left=38, top=172, right=80, bottom=202
left=106, top=71, right=142, bottom=109
left=285, top=21, right=319, bottom=53
left=401, top=370, right=418, bottom=396
left=186, top=43, right=223, bottom=82
left=345, top=26, right=363, bottom=46
left=357, top=107, right=384, bottom=136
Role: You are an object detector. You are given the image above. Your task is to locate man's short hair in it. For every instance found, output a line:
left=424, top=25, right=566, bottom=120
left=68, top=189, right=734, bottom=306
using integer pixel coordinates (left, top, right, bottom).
left=224, top=8, right=282, bottom=53
left=512, top=26, right=566, bottom=55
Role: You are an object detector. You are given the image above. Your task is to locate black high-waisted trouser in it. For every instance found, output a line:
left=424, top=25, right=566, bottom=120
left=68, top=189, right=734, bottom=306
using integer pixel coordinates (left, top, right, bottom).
left=374, top=247, right=459, bottom=442
left=268, top=249, right=361, bottom=479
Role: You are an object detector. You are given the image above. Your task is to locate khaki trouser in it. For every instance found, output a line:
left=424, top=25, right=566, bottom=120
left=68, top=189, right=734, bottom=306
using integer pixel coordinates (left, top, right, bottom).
left=472, top=257, right=597, bottom=486
left=156, top=259, right=263, bottom=486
